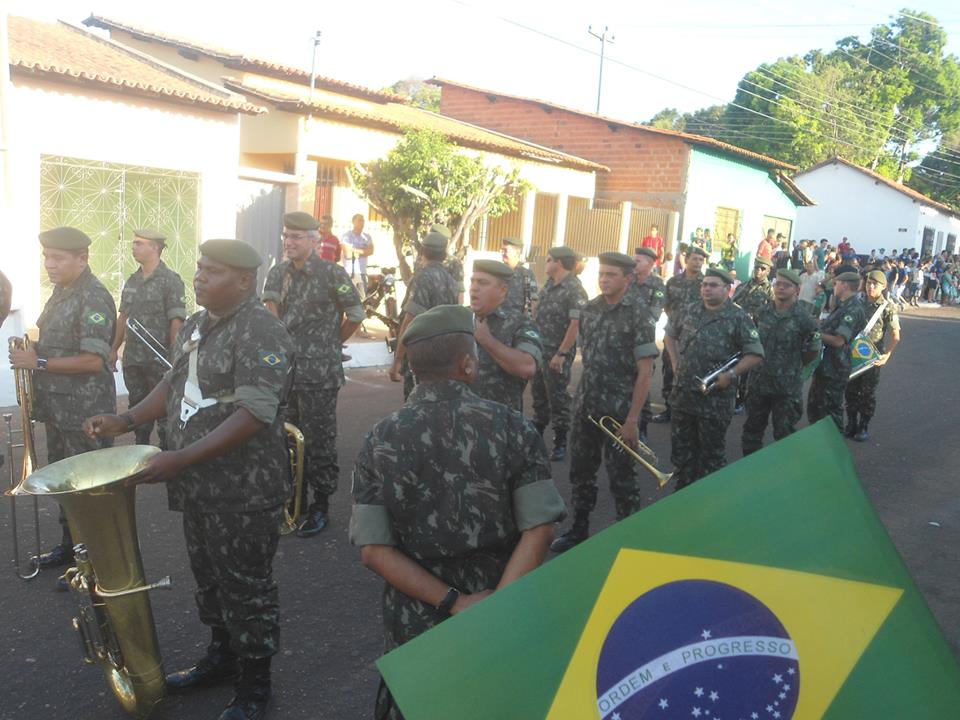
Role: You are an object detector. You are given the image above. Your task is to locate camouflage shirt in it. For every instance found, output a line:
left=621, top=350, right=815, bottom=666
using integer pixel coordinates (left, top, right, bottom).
left=818, top=294, right=867, bottom=379
left=732, top=278, right=774, bottom=320
left=262, top=252, right=364, bottom=389
left=749, top=301, right=822, bottom=396
left=119, top=260, right=187, bottom=366
left=33, top=266, right=117, bottom=429
left=474, top=306, right=543, bottom=412
left=627, top=272, right=667, bottom=321
left=574, top=292, right=659, bottom=419
left=666, top=299, right=765, bottom=418
left=862, top=297, right=900, bottom=353
left=403, top=261, right=460, bottom=317
left=533, top=273, right=587, bottom=352
left=163, top=294, right=294, bottom=513
left=663, top=271, right=703, bottom=325
left=504, top=264, right=539, bottom=315
left=349, top=379, right=565, bottom=649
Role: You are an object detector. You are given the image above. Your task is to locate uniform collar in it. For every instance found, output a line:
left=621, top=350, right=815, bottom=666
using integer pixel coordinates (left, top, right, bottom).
left=288, top=252, right=321, bottom=274
left=407, top=378, right=473, bottom=404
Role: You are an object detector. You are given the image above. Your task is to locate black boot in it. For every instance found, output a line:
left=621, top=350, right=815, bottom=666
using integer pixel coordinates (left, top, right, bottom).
left=854, top=415, right=871, bottom=442
left=638, top=419, right=648, bottom=445
left=550, top=512, right=589, bottom=553
left=166, top=627, right=239, bottom=693
left=844, top=411, right=859, bottom=438
left=550, top=431, right=567, bottom=462
left=533, top=421, right=547, bottom=438
left=219, top=657, right=271, bottom=720
left=650, top=408, right=671, bottom=424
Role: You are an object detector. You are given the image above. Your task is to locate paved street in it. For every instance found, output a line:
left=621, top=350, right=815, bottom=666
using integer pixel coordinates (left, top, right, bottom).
left=1, top=306, right=958, bottom=720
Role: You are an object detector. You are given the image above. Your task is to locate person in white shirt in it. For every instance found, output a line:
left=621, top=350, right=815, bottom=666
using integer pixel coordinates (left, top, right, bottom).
left=798, top=261, right=824, bottom=307
left=341, top=214, right=375, bottom=295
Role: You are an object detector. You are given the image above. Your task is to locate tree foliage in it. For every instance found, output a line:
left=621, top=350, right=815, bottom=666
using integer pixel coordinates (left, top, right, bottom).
left=385, top=77, right=441, bottom=112
left=350, top=130, right=530, bottom=281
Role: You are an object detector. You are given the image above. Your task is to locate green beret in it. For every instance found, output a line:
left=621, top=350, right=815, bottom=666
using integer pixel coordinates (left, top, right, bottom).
left=687, top=246, right=709, bottom=259
left=421, top=231, right=449, bottom=250
left=402, top=304, right=474, bottom=346
left=430, top=223, right=452, bottom=239
left=501, top=237, right=522, bottom=247
left=835, top=271, right=862, bottom=284
left=548, top=246, right=578, bottom=260
left=634, top=247, right=658, bottom=261
left=134, top=228, right=166, bottom=245
left=39, top=226, right=91, bottom=251
left=598, top=252, right=635, bottom=271
left=199, top=239, right=263, bottom=270
left=472, top=259, right=515, bottom=280
left=283, top=211, right=320, bottom=231
left=776, top=268, right=801, bottom=286
left=866, top=270, right=888, bottom=286
left=753, top=255, right=773, bottom=268
left=705, top=267, right=734, bottom=285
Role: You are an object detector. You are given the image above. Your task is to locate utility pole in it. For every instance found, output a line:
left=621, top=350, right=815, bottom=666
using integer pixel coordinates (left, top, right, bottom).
left=308, top=31, right=322, bottom=104
left=587, top=25, right=614, bottom=114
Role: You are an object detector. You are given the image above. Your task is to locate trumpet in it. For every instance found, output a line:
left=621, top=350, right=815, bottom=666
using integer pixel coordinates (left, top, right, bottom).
left=5, top=335, right=42, bottom=580
left=588, top=415, right=672, bottom=489
left=125, top=318, right=172, bottom=369
left=280, top=422, right=306, bottom=535
left=694, top=353, right=742, bottom=394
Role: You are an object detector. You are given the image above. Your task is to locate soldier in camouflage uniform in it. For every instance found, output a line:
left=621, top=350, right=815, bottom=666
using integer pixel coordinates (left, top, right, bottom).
left=9, top=227, right=116, bottom=572
left=808, top=271, right=867, bottom=432
left=389, top=231, right=460, bottom=398
left=731, top=256, right=775, bottom=413
left=741, top=269, right=822, bottom=455
left=469, top=259, right=543, bottom=411
left=111, top=229, right=186, bottom=448
left=628, top=246, right=667, bottom=439
left=664, top=267, right=764, bottom=491
left=263, top=211, right=365, bottom=537
left=551, top=252, right=660, bottom=553
left=531, top=246, right=588, bottom=461
left=85, top=239, right=293, bottom=720
left=652, top=246, right=706, bottom=423
left=501, top=237, right=539, bottom=315
left=844, top=270, right=900, bottom=442
left=350, top=304, right=564, bottom=720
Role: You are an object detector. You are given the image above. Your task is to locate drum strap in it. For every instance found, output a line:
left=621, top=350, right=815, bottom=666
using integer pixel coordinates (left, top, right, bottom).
left=862, top=300, right=887, bottom=336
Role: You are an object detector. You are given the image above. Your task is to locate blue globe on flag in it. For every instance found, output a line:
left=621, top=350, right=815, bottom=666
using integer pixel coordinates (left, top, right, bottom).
left=595, top=580, right=800, bottom=719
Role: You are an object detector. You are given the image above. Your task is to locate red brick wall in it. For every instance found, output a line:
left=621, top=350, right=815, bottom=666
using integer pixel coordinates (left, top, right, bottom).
left=440, top=85, right=688, bottom=211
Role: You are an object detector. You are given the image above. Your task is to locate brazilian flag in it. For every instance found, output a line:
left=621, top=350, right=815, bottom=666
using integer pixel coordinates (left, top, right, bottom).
left=378, top=420, right=960, bottom=718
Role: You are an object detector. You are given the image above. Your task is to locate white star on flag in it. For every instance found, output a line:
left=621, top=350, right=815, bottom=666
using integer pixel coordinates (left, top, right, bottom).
left=709, top=691, right=719, bottom=701
left=774, top=713, right=781, bottom=719
left=692, top=708, right=702, bottom=718
left=783, top=684, right=791, bottom=691
left=752, top=713, right=759, bottom=719
left=772, top=674, right=783, bottom=684
left=787, top=667, right=796, bottom=675
left=694, top=687, right=704, bottom=697
left=701, top=629, right=712, bottom=640
left=779, top=692, right=786, bottom=700
left=612, top=714, right=621, bottom=720
left=659, top=699, right=669, bottom=709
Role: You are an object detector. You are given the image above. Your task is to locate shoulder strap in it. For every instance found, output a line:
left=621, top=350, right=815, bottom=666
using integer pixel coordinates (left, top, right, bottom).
left=862, top=300, right=887, bottom=335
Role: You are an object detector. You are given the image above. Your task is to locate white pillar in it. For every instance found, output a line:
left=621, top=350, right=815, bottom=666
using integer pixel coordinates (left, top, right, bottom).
left=618, top=201, right=632, bottom=255
left=520, top=189, right=536, bottom=255
left=555, top=193, right=569, bottom=247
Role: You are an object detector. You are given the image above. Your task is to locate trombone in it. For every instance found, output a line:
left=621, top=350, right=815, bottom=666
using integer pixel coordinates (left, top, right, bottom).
left=588, top=415, right=672, bottom=489
left=5, top=335, right=42, bottom=579
left=125, top=318, right=171, bottom=369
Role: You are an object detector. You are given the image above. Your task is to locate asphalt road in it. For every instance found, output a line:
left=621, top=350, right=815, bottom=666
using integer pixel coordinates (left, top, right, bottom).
left=1, top=305, right=957, bottom=720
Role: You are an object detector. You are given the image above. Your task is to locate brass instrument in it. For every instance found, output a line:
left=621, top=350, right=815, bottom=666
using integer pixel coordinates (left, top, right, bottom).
left=125, top=318, right=172, bottom=369
left=14, top=446, right=169, bottom=719
left=588, top=415, right=672, bottom=489
left=280, top=422, right=306, bottom=535
left=694, top=353, right=742, bottom=394
left=6, top=335, right=41, bottom=579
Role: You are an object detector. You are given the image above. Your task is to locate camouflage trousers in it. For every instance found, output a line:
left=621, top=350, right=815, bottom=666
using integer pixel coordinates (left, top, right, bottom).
left=182, top=505, right=283, bottom=658
left=807, top=370, right=847, bottom=431
left=287, top=385, right=340, bottom=511
left=531, top=352, right=573, bottom=438
left=844, top=366, right=880, bottom=417
left=741, top=390, right=802, bottom=456
left=122, top=363, right=167, bottom=447
left=568, top=409, right=644, bottom=520
left=46, top=423, right=111, bottom=545
left=670, top=410, right=732, bottom=491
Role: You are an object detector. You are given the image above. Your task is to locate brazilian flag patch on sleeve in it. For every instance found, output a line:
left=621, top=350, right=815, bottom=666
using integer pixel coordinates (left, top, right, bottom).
left=85, top=310, right=107, bottom=326
left=259, top=351, right=286, bottom=368
left=337, top=283, right=353, bottom=295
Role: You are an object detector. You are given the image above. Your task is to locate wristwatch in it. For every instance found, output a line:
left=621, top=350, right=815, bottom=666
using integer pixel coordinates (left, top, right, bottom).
left=35, top=357, right=48, bottom=371
left=436, top=587, right=461, bottom=617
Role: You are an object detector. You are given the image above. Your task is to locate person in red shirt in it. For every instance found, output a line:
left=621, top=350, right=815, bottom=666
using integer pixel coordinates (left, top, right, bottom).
left=757, top=228, right=775, bottom=261
left=640, top=224, right=665, bottom=272
left=316, top=214, right=341, bottom=262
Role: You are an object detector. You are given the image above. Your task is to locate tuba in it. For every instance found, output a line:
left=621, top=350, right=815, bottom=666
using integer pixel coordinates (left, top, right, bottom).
left=588, top=415, right=673, bottom=489
left=15, top=446, right=170, bottom=719
left=280, top=422, right=306, bottom=535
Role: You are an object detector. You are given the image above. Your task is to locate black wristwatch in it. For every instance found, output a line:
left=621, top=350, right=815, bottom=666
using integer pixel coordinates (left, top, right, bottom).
left=35, top=357, right=48, bottom=371
left=436, top=587, right=461, bottom=617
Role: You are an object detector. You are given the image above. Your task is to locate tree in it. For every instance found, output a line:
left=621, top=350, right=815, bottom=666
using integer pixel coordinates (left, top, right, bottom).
left=385, top=77, right=441, bottom=112
left=350, top=129, right=530, bottom=282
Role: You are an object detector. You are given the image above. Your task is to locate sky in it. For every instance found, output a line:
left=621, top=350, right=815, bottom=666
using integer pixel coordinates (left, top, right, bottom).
left=10, top=0, right=960, bottom=124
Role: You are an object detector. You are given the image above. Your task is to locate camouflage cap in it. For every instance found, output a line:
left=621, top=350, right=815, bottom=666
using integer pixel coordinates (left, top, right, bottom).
left=430, top=223, right=452, bottom=239
left=634, top=247, right=658, bottom=261
left=548, top=245, right=578, bottom=260
left=283, top=211, right=320, bottom=231
left=473, top=259, right=515, bottom=280
left=687, top=246, right=709, bottom=259
left=402, top=304, right=474, bottom=346
left=598, top=251, right=636, bottom=271
left=421, top=231, right=449, bottom=250
left=835, top=271, right=862, bottom=283
left=754, top=255, right=773, bottom=268
left=199, top=239, right=263, bottom=269
left=705, top=267, right=734, bottom=285
left=501, top=237, right=523, bottom=247
left=776, top=268, right=802, bottom=286
left=134, top=228, right=166, bottom=245
left=866, top=269, right=888, bottom=286
left=39, top=226, right=91, bottom=250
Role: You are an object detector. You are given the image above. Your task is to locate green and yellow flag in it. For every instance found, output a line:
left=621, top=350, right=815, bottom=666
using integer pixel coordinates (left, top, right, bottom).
left=378, top=420, right=960, bottom=718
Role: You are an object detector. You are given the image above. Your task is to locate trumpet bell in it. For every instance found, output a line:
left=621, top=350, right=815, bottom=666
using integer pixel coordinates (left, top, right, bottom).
left=14, top=446, right=160, bottom=496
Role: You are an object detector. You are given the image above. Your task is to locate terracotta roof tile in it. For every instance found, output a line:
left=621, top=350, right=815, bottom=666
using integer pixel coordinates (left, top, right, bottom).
left=430, top=77, right=798, bottom=172
left=8, top=16, right=263, bottom=114
left=223, top=77, right=608, bottom=173
left=84, top=15, right=406, bottom=104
